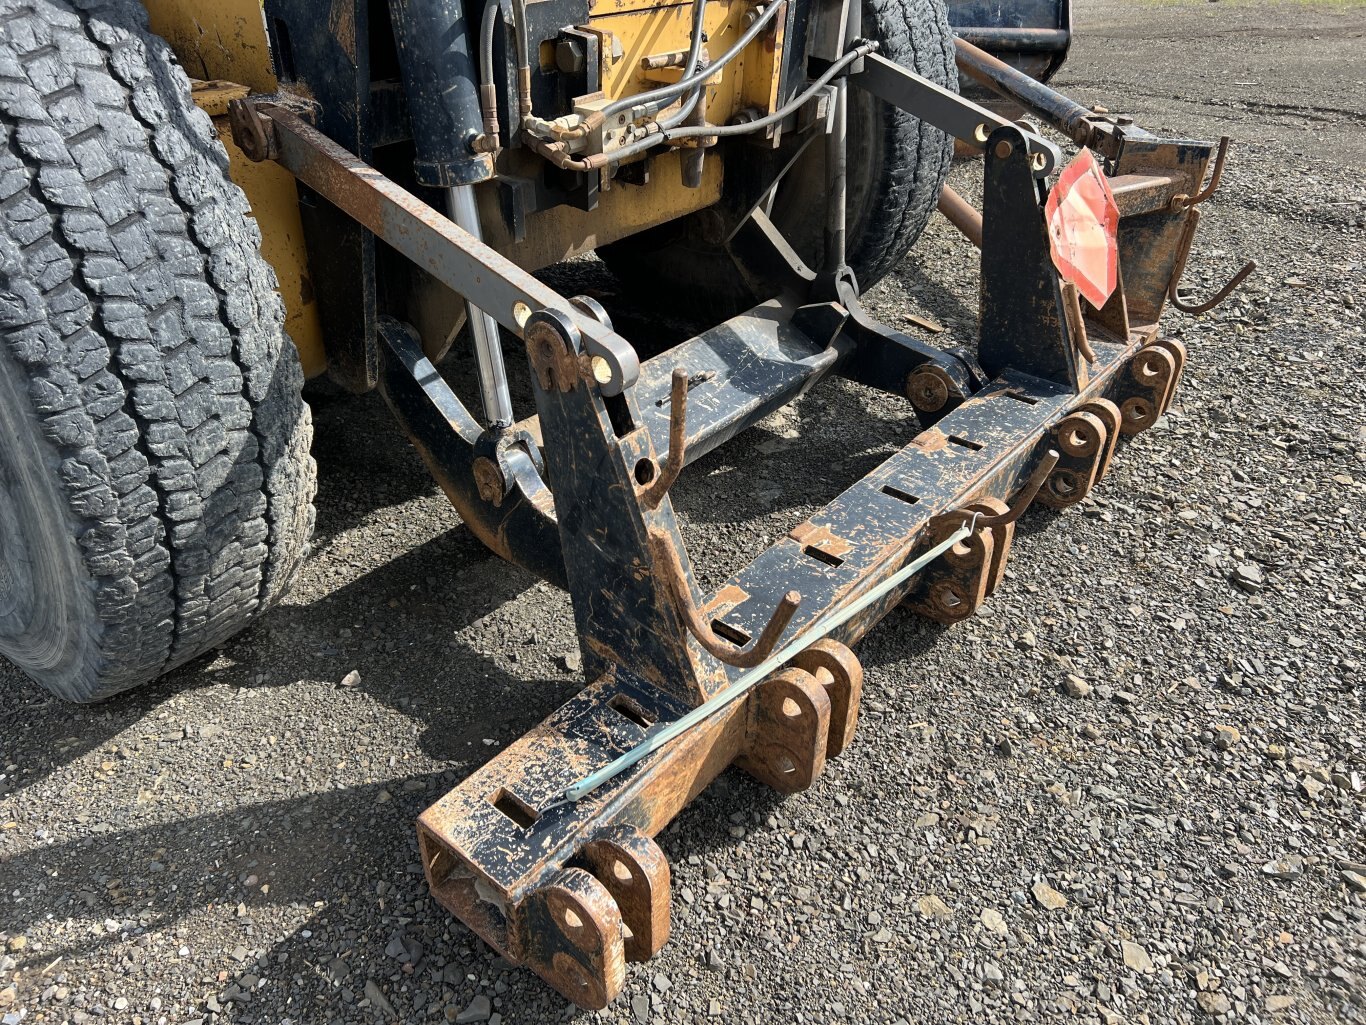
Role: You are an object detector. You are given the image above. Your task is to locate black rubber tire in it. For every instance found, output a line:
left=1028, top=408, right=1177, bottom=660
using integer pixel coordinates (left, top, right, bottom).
left=599, top=0, right=956, bottom=315
left=0, top=0, right=316, bottom=702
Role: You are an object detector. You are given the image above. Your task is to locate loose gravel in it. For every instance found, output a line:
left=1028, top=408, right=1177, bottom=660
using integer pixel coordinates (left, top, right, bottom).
left=2, top=2, right=1364, bottom=1024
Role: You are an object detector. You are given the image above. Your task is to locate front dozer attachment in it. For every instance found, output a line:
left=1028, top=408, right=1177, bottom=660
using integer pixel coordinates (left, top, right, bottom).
left=229, top=11, right=1251, bottom=1008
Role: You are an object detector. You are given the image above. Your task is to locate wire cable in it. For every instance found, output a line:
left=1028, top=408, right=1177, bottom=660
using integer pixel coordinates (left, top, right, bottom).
left=666, top=41, right=877, bottom=141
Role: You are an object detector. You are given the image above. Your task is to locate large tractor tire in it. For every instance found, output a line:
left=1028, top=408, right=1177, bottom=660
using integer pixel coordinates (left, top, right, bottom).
left=0, top=0, right=316, bottom=702
left=599, top=0, right=957, bottom=317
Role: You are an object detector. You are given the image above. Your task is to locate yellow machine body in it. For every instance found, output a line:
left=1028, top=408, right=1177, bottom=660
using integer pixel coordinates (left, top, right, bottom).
left=144, top=0, right=328, bottom=378
left=478, top=0, right=787, bottom=264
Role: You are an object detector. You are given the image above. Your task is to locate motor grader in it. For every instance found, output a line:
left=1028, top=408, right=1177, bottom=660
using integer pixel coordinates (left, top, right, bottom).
left=0, top=0, right=1251, bottom=1008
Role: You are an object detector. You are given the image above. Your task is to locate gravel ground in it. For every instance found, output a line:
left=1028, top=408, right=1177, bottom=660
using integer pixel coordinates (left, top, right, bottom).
left=3, top=1, right=1365, bottom=1023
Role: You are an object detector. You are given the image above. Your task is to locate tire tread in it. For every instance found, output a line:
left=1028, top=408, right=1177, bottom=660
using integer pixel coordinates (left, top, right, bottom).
left=0, top=0, right=315, bottom=701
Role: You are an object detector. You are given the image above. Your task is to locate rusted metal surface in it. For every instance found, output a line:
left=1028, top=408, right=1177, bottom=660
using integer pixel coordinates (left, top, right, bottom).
left=906, top=364, right=963, bottom=415
left=735, top=668, right=832, bottom=792
left=1166, top=207, right=1258, bottom=314
left=649, top=528, right=803, bottom=670
left=908, top=516, right=1002, bottom=624
left=954, top=36, right=1097, bottom=147
left=853, top=51, right=1061, bottom=175
left=638, top=369, right=689, bottom=510
left=416, top=648, right=860, bottom=1007
left=1037, top=410, right=1106, bottom=509
left=791, top=639, right=862, bottom=758
left=1111, top=337, right=1187, bottom=436
left=249, top=102, right=642, bottom=397
left=1060, top=281, right=1097, bottom=369
left=243, top=25, right=1235, bottom=1006
left=1075, top=397, right=1122, bottom=483
left=580, top=827, right=671, bottom=962
left=979, top=125, right=1087, bottom=389
left=937, top=184, right=984, bottom=248
left=226, top=97, right=277, bottom=161
left=417, top=322, right=1164, bottom=1001
left=1109, top=173, right=1182, bottom=218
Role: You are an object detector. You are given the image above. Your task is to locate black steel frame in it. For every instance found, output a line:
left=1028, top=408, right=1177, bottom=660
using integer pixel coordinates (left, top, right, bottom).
left=230, top=11, right=1233, bottom=1008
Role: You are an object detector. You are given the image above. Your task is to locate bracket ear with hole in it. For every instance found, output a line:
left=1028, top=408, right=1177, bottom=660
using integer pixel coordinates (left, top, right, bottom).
left=907, top=523, right=996, bottom=625
left=735, top=667, right=832, bottom=793
left=789, top=638, right=863, bottom=758
left=1113, top=340, right=1185, bottom=436
left=1037, top=410, right=1108, bottom=510
left=568, top=294, right=640, bottom=396
left=580, top=826, right=670, bottom=962
left=513, top=868, right=625, bottom=1010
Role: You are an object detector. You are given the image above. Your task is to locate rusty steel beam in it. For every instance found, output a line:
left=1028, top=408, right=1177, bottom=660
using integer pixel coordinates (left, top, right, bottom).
left=250, top=101, right=641, bottom=397
left=418, top=320, right=1183, bottom=1008
left=954, top=36, right=1098, bottom=147
left=229, top=67, right=1226, bottom=1015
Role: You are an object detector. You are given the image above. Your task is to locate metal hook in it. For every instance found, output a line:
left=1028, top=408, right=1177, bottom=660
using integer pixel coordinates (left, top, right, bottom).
left=640, top=368, right=689, bottom=509
left=647, top=528, right=801, bottom=670
left=1166, top=207, right=1257, bottom=316
left=931, top=449, right=1061, bottom=532
left=1170, top=135, right=1231, bottom=213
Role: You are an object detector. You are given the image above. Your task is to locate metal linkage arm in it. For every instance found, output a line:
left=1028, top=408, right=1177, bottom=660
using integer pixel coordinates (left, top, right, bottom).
left=852, top=52, right=1062, bottom=176
left=953, top=36, right=1100, bottom=148
left=234, top=100, right=641, bottom=396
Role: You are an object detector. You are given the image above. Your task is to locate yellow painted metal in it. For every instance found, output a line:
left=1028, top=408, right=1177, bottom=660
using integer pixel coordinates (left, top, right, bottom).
left=143, top=0, right=278, bottom=93
left=145, top=0, right=785, bottom=346
left=485, top=0, right=784, bottom=271
left=190, top=81, right=327, bottom=378
left=591, top=0, right=783, bottom=126
left=479, top=152, right=723, bottom=271
left=146, top=0, right=326, bottom=378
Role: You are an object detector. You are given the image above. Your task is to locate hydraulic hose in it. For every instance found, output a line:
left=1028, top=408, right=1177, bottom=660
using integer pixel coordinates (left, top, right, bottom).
left=530, top=85, right=705, bottom=173
left=529, top=39, right=876, bottom=174
left=477, top=0, right=502, bottom=141
left=509, top=0, right=532, bottom=119
left=670, top=0, right=710, bottom=111
left=667, top=40, right=877, bottom=141
left=660, top=60, right=707, bottom=130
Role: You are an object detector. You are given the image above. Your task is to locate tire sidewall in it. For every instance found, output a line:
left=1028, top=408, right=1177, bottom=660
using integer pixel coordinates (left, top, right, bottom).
left=0, top=342, right=99, bottom=700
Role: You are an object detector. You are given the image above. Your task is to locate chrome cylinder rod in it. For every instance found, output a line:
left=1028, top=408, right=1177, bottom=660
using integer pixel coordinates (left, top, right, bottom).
left=446, top=186, right=514, bottom=428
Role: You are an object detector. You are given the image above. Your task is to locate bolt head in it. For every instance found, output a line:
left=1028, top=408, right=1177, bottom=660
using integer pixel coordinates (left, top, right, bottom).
left=556, top=38, right=586, bottom=74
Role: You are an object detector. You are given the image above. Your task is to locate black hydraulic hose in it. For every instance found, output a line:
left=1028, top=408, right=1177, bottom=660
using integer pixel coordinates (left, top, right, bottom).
left=667, top=41, right=877, bottom=141
left=670, top=0, right=710, bottom=112
left=477, top=0, right=502, bottom=139
left=509, top=0, right=532, bottom=118
left=601, top=0, right=782, bottom=120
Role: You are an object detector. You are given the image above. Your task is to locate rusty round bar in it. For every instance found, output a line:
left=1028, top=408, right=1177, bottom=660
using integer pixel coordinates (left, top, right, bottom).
left=954, top=37, right=1095, bottom=146
left=937, top=185, right=983, bottom=248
